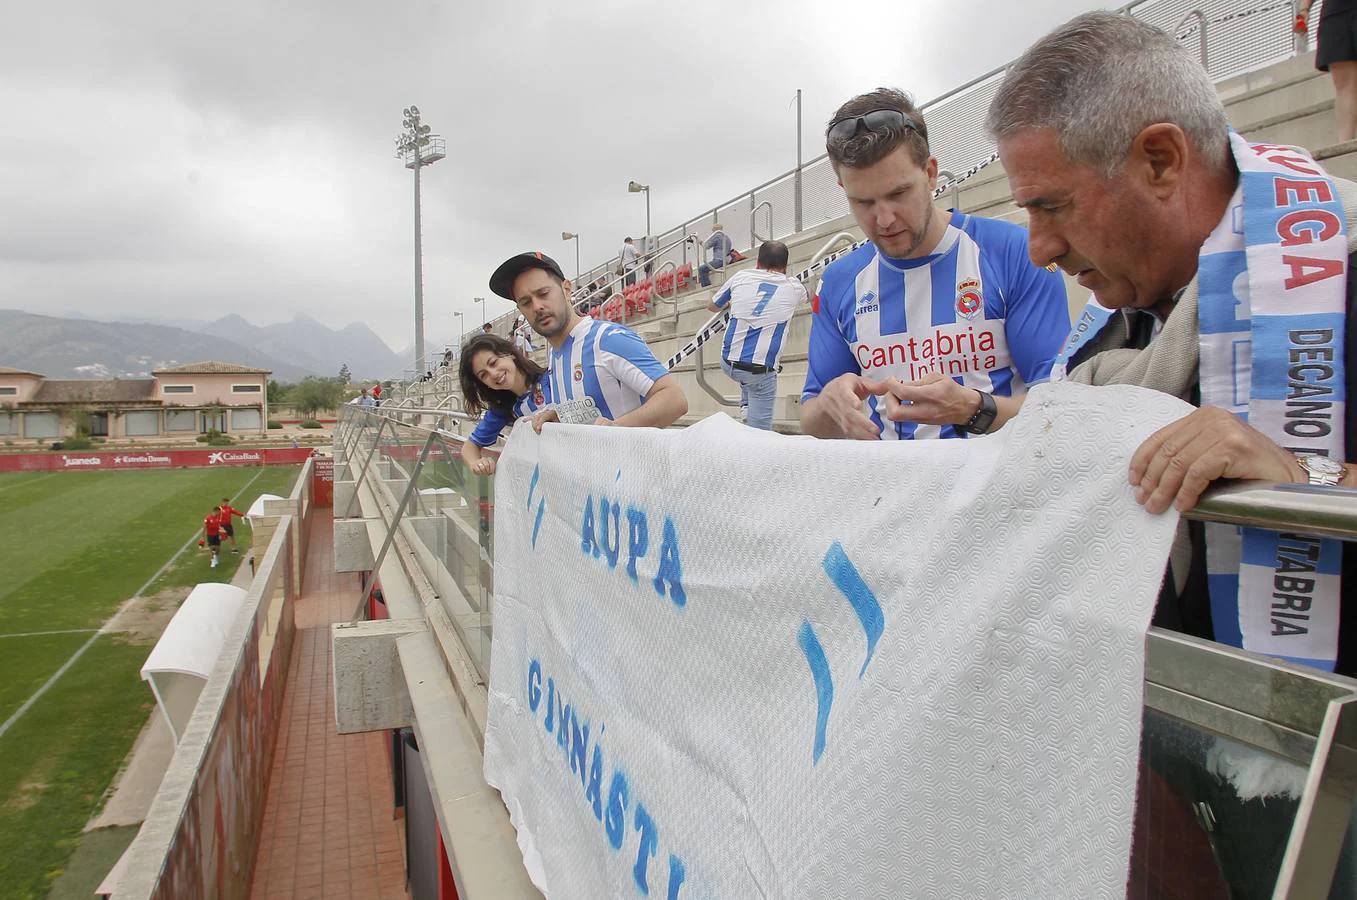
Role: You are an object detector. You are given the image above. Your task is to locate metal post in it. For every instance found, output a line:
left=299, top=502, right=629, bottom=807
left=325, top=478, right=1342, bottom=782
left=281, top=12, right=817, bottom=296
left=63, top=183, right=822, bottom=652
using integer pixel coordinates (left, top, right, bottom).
left=342, top=417, right=391, bottom=520
left=794, top=88, right=804, bottom=233
left=350, top=430, right=441, bottom=622
left=645, top=188, right=652, bottom=267
left=575, top=239, right=581, bottom=282
left=413, top=158, right=425, bottom=376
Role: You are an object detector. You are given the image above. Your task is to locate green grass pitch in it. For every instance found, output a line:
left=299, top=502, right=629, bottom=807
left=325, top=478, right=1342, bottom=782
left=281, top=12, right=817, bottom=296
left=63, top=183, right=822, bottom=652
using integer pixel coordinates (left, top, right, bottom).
left=0, top=465, right=302, bottom=900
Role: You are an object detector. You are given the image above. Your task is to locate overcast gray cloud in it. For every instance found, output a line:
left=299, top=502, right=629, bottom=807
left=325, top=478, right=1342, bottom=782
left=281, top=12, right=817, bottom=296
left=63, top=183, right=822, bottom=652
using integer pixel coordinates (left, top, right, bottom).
left=0, top=0, right=1112, bottom=358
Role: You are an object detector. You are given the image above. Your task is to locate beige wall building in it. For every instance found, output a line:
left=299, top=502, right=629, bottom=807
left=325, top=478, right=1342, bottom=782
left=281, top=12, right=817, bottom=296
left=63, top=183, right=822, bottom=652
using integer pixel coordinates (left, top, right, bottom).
left=0, top=361, right=270, bottom=443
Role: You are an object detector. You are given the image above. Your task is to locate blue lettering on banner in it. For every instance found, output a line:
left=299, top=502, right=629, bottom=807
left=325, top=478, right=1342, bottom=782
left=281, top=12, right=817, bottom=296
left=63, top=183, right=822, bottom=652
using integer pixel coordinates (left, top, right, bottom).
left=526, top=655, right=689, bottom=896
left=580, top=491, right=686, bottom=608
left=797, top=542, right=886, bottom=764
left=528, top=464, right=546, bottom=548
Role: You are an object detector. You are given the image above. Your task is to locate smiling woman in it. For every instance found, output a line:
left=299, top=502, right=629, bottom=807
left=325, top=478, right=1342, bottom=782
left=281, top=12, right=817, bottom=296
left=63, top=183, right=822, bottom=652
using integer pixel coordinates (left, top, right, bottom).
left=458, top=333, right=549, bottom=476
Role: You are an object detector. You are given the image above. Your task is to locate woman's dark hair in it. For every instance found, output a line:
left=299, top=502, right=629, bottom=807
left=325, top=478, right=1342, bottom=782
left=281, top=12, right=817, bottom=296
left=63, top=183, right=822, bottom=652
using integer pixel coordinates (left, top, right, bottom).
left=458, top=333, right=547, bottom=417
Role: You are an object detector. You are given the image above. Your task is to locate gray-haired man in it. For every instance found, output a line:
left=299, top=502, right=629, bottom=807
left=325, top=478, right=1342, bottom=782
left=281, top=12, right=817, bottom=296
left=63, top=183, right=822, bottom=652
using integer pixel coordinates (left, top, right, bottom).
left=978, top=11, right=1357, bottom=894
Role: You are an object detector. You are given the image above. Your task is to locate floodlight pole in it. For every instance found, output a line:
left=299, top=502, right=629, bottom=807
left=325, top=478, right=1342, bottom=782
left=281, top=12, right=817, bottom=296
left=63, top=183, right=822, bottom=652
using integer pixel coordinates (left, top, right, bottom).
left=562, top=231, right=581, bottom=281
left=794, top=89, right=803, bottom=232
left=628, top=181, right=651, bottom=262
left=395, top=106, right=445, bottom=378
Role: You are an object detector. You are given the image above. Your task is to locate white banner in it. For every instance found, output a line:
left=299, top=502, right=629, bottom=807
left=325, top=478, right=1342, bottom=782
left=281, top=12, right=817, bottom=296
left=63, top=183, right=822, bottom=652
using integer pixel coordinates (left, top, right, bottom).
left=484, top=382, right=1190, bottom=899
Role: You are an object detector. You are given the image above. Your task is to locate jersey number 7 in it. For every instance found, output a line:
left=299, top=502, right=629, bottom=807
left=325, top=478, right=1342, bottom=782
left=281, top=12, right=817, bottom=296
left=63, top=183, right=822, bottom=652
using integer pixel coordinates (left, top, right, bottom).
left=753, top=282, right=778, bottom=315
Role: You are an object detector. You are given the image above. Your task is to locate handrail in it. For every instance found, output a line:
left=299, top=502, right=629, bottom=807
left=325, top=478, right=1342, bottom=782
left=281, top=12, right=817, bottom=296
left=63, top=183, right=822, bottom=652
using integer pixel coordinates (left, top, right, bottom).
left=341, top=407, right=1357, bottom=543
left=751, top=200, right=773, bottom=245
left=647, top=260, right=681, bottom=325
left=570, top=229, right=700, bottom=314
left=561, top=0, right=1283, bottom=296
left=937, top=170, right=960, bottom=211
left=1175, top=9, right=1209, bottom=68
left=693, top=338, right=739, bottom=408
left=805, top=231, right=860, bottom=297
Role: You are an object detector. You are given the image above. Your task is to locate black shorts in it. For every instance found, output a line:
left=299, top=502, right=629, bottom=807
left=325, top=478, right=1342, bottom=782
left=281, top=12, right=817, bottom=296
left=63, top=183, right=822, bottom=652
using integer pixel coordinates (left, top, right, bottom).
left=207, top=535, right=221, bottom=547
left=222, top=523, right=234, bottom=537
left=1318, top=11, right=1357, bottom=71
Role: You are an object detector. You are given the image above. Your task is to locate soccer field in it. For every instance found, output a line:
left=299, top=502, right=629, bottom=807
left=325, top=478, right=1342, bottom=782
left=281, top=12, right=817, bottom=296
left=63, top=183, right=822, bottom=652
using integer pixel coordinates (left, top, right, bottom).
left=0, top=464, right=302, bottom=900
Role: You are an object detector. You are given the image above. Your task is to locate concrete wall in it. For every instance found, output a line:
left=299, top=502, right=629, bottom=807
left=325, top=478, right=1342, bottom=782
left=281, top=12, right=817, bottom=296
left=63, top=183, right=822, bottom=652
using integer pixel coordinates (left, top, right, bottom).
left=112, top=470, right=311, bottom=900
left=156, top=373, right=268, bottom=408
left=0, top=371, right=42, bottom=403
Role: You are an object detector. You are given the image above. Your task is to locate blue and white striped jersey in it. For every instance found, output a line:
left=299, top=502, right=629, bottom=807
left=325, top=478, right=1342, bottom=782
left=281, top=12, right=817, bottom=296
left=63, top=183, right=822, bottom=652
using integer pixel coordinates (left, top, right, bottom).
left=803, top=210, right=1070, bottom=439
left=712, top=269, right=807, bottom=368
left=468, top=376, right=551, bottom=447
left=548, top=318, right=668, bottom=421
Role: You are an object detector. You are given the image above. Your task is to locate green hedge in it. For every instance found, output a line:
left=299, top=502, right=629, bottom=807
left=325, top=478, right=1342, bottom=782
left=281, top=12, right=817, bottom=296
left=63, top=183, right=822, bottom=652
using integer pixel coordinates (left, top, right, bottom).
left=299, top=419, right=323, bottom=429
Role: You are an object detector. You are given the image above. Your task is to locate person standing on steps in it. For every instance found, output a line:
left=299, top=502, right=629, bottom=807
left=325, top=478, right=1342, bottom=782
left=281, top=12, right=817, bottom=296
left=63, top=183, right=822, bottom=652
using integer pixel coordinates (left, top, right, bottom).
left=707, top=240, right=806, bottom=430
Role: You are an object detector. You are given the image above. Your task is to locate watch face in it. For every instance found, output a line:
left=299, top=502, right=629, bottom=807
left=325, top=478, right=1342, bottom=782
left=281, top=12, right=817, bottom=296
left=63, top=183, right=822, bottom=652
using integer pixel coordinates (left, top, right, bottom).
left=1302, top=455, right=1346, bottom=476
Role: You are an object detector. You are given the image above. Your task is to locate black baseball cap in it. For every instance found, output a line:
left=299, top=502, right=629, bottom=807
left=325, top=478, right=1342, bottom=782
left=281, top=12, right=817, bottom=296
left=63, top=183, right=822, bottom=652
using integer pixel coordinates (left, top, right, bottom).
left=489, top=251, right=566, bottom=300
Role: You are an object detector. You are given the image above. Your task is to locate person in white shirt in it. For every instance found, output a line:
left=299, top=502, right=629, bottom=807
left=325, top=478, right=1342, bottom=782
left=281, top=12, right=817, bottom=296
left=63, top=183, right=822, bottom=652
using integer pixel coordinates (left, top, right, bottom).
left=619, top=237, right=640, bottom=287
left=707, top=241, right=807, bottom=430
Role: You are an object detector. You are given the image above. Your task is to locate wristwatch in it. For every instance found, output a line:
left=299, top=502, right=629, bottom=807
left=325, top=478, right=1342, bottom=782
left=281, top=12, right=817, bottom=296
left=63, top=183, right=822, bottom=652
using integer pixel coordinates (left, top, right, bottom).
left=1296, top=454, right=1348, bottom=486
left=964, top=390, right=997, bottom=435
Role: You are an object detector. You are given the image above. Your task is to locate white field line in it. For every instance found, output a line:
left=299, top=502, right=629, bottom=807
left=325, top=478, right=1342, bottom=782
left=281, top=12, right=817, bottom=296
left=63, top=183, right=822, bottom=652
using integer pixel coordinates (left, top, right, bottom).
left=0, top=628, right=99, bottom=639
left=0, top=467, right=267, bottom=740
left=0, top=472, right=58, bottom=493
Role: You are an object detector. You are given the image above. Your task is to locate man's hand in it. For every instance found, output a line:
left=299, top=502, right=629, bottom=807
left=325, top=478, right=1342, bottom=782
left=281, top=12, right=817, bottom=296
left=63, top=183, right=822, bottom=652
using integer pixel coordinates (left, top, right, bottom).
left=472, top=457, right=497, bottom=476
left=808, top=374, right=882, bottom=440
left=1129, top=406, right=1304, bottom=514
left=531, top=408, right=560, bottom=434
left=876, top=374, right=982, bottom=426
left=593, top=417, right=614, bottom=426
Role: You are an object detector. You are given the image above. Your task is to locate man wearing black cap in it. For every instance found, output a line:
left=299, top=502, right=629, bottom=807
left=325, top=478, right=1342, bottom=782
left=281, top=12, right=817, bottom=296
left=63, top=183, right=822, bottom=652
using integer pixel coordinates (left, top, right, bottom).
left=489, top=251, right=688, bottom=428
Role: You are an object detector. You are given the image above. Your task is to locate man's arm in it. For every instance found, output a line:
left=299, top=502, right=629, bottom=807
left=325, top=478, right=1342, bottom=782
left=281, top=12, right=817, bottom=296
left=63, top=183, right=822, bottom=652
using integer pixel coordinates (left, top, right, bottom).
left=801, top=375, right=882, bottom=440
left=609, top=375, right=689, bottom=428
left=707, top=281, right=734, bottom=314
left=1129, top=406, right=1354, bottom=513
left=800, top=279, right=878, bottom=439
left=876, top=374, right=1026, bottom=434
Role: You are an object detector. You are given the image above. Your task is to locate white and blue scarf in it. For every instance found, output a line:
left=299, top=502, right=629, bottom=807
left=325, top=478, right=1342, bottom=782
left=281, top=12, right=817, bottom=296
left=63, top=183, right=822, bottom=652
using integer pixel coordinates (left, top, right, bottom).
left=1056, top=133, right=1348, bottom=670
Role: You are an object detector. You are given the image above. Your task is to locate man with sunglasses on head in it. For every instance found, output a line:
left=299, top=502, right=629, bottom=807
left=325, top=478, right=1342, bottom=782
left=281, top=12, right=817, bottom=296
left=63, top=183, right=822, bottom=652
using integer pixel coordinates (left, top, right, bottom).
left=801, top=88, right=1070, bottom=441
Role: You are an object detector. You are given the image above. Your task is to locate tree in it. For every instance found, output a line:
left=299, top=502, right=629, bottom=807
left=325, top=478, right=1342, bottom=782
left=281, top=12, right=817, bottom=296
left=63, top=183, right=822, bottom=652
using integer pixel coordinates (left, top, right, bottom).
left=267, top=379, right=287, bottom=406
left=290, top=377, right=345, bottom=417
left=338, top=363, right=351, bottom=384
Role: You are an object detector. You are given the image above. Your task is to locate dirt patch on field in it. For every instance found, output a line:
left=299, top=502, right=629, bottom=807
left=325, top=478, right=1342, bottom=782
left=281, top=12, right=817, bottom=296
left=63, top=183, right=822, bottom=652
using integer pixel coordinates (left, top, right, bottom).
left=103, top=588, right=191, bottom=644
left=3, top=755, right=56, bottom=813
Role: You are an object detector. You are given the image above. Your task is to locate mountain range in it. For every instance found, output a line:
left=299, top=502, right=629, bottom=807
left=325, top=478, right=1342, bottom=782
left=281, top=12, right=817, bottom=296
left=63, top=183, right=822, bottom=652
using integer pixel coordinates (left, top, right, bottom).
left=0, top=309, right=402, bottom=382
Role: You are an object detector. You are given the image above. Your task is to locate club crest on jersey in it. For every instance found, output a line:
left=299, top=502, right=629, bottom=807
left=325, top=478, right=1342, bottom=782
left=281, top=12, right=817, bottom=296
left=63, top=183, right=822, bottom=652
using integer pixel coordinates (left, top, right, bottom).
left=533, top=385, right=546, bottom=405
left=573, top=363, right=583, bottom=383
left=956, top=278, right=983, bottom=320
left=855, top=290, right=878, bottom=314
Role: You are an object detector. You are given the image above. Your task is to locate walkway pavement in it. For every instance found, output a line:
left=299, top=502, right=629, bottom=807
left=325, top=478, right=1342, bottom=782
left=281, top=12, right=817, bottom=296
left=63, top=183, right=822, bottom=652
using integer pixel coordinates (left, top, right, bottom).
left=248, top=515, right=408, bottom=900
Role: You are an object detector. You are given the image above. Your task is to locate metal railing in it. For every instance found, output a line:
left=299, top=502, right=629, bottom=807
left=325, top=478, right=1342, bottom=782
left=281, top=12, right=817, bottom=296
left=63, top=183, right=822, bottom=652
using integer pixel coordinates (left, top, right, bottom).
left=559, top=0, right=1309, bottom=302
left=334, top=403, right=1357, bottom=897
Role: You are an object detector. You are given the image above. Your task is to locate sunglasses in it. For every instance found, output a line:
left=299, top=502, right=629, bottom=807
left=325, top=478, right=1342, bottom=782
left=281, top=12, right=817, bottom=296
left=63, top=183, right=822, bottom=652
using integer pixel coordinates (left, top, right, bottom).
left=826, top=108, right=921, bottom=143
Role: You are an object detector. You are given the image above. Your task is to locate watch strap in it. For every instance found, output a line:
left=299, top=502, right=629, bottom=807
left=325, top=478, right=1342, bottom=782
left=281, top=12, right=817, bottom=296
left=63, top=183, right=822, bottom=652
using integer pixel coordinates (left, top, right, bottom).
left=964, top=391, right=997, bottom=435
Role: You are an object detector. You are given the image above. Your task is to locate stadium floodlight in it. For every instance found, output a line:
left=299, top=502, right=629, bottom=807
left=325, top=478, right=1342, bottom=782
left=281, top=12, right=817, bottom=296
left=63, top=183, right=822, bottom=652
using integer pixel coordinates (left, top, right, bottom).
left=393, top=104, right=444, bottom=376
left=627, top=182, right=652, bottom=264
left=562, top=232, right=580, bottom=281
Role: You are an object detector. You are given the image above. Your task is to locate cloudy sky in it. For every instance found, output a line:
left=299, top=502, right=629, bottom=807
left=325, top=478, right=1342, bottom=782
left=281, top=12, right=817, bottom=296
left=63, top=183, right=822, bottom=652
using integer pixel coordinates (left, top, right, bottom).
left=0, top=0, right=1115, bottom=355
